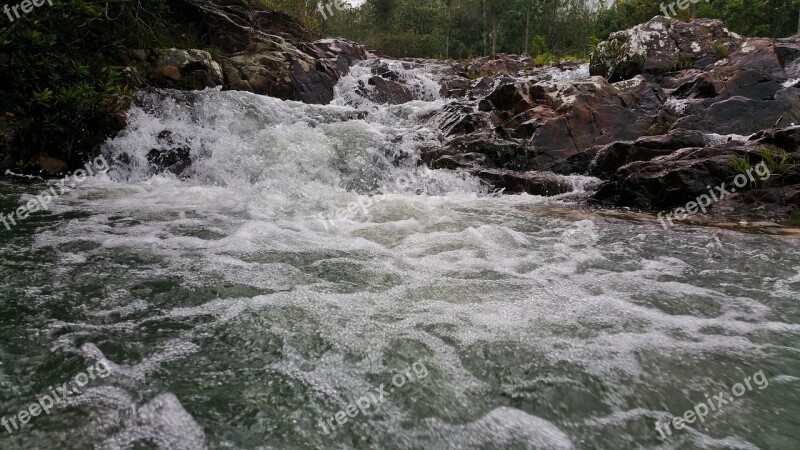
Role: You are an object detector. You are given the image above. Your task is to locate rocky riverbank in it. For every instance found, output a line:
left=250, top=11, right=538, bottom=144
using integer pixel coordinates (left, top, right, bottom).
left=393, top=17, right=800, bottom=226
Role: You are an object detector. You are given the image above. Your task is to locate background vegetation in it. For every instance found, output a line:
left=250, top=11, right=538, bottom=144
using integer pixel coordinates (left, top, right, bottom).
left=260, top=0, right=800, bottom=60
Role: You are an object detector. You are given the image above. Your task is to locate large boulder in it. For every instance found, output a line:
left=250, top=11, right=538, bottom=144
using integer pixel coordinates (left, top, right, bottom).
left=219, top=36, right=368, bottom=104
left=590, top=16, right=742, bottom=82
left=474, top=169, right=574, bottom=196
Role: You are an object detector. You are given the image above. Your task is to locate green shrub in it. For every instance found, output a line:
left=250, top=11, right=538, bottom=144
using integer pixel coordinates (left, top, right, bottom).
left=670, top=52, right=694, bottom=71
left=530, top=35, right=547, bottom=57
left=713, top=42, right=730, bottom=59
left=533, top=52, right=558, bottom=66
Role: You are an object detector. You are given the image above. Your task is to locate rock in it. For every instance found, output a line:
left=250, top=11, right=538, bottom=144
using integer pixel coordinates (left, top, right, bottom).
left=486, top=83, right=531, bottom=112
left=153, top=48, right=224, bottom=87
left=360, top=76, right=414, bottom=105
left=724, top=38, right=795, bottom=81
left=423, top=73, right=670, bottom=175
left=749, top=125, right=800, bottom=152
left=474, top=168, right=574, bottom=196
left=134, top=1, right=370, bottom=104
left=590, top=16, right=742, bottom=82
left=551, top=145, right=604, bottom=175
left=590, top=129, right=707, bottom=178
left=672, top=87, right=800, bottom=135
left=591, top=129, right=800, bottom=212
left=155, top=65, right=182, bottom=81
left=37, top=153, right=68, bottom=176
left=441, top=78, right=470, bottom=98
left=219, top=37, right=367, bottom=103
left=146, top=130, right=193, bottom=177
left=422, top=130, right=531, bottom=172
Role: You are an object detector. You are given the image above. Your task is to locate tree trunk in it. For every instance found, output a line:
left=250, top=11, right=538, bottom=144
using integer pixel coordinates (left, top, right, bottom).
left=548, top=0, right=558, bottom=53
left=445, top=1, right=450, bottom=59
left=492, top=20, right=498, bottom=57
left=691, top=3, right=696, bottom=20
left=524, top=4, right=531, bottom=55
left=482, top=0, right=488, bottom=56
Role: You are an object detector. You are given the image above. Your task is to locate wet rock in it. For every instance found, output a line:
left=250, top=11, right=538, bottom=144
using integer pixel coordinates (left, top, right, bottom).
left=422, top=131, right=531, bottom=172
left=37, top=153, right=68, bottom=176
left=139, top=1, right=370, bottom=104
left=474, top=168, right=574, bottom=196
left=672, top=87, right=800, bottom=135
left=591, top=142, right=751, bottom=209
left=360, top=76, right=414, bottom=105
left=591, top=129, right=800, bottom=212
left=486, top=84, right=529, bottom=111
left=155, top=49, right=224, bottom=85
left=750, top=125, right=800, bottom=152
left=146, top=130, right=193, bottom=177
left=590, top=130, right=707, bottom=178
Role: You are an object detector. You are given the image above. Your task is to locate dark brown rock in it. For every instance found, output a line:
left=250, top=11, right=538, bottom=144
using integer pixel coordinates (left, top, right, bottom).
left=474, top=169, right=574, bottom=196
left=590, top=129, right=707, bottom=178
left=360, top=76, right=414, bottom=105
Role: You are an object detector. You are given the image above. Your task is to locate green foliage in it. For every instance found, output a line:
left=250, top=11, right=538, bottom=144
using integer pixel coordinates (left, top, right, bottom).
left=787, top=210, right=800, bottom=226
left=530, top=35, right=548, bottom=57
left=730, top=145, right=796, bottom=188
left=670, top=52, right=694, bottom=71
left=760, top=144, right=795, bottom=185
left=731, top=155, right=752, bottom=176
left=320, top=0, right=796, bottom=61
left=713, top=42, right=730, bottom=60
left=533, top=52, right=558, bottom=65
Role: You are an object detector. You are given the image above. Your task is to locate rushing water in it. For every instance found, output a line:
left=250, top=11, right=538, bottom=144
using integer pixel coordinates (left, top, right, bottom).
left=0, top=62, right=798, bottom=450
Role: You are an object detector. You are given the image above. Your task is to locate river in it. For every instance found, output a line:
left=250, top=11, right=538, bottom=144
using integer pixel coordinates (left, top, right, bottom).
left=0, top=62, right=798, bottom=449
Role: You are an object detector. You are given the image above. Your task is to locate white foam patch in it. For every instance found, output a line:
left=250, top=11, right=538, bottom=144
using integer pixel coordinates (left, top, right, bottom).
left=421, top=407, right=574, bottom=449
left=98, top=393, right=207, bottom=450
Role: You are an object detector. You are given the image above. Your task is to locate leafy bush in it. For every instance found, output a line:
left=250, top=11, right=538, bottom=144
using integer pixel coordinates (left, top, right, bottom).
left=713, top=42, right=730, bottom=60
left=533, top=52, right=558, bottom=66
left=530, top=35, right=547, bottom=57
